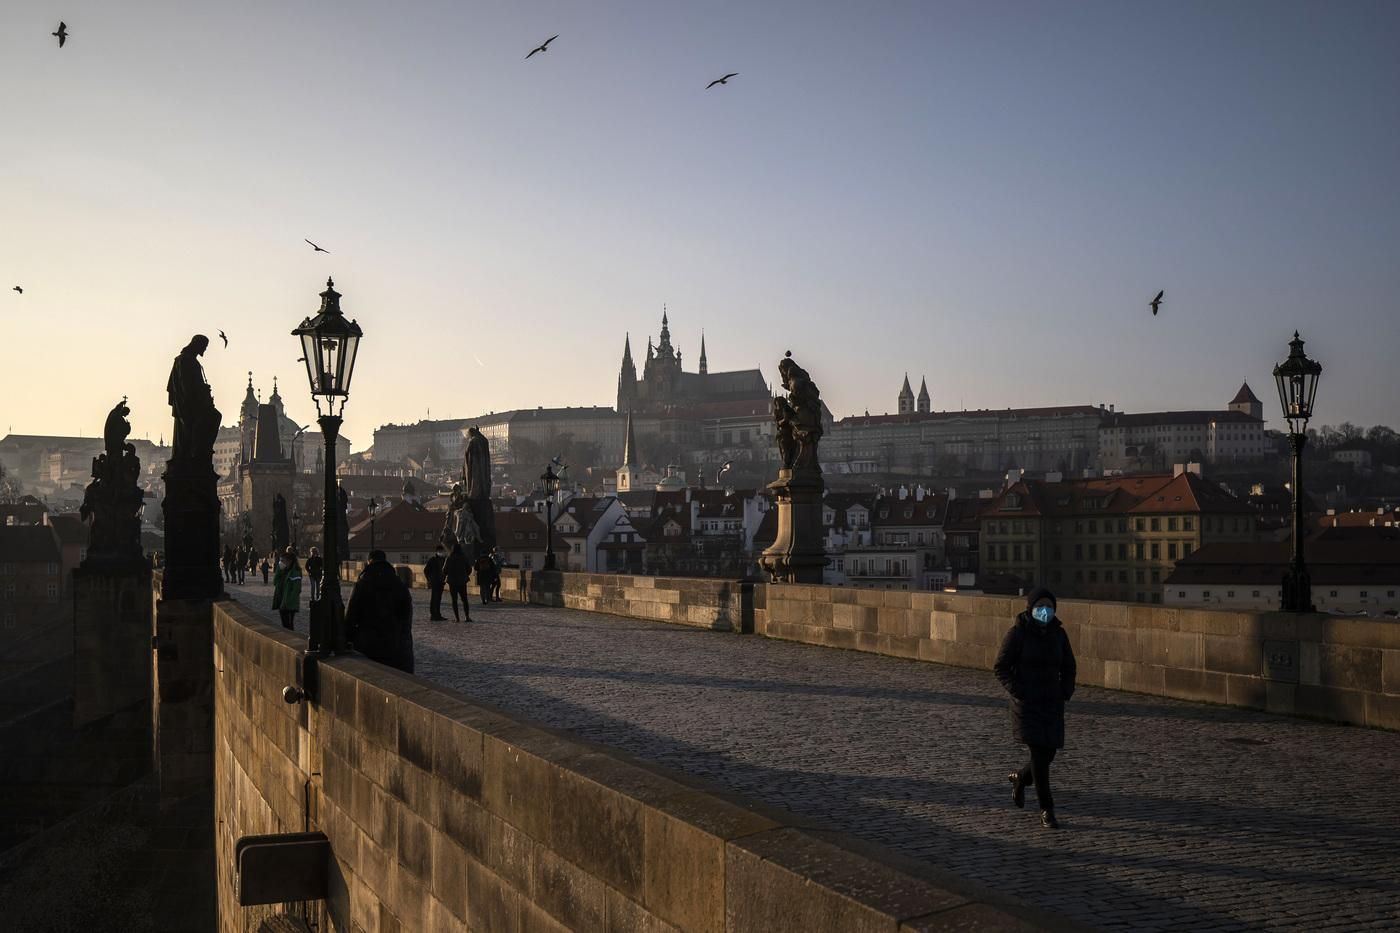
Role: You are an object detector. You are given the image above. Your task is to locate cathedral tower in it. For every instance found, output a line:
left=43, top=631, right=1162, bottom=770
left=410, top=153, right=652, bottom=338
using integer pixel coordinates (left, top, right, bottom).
left=898, top=374, right=915, bottom=415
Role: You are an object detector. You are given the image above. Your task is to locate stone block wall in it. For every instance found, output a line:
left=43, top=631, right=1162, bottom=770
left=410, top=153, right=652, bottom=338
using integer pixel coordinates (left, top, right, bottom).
left=499, top=571, right=762, bottom=633
left=213, top=599, right=1047, bottom=931
left=73, top=568, right=152, bottom=727
left=759, top=585, right=1400, bottom=730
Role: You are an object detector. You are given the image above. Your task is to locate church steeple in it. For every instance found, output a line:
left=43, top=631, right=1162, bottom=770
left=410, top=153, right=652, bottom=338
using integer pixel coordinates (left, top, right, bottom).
left=699, top=331, right=708, bottom=375
left=617, top=333, right=638, bottom=413
left=917, top=377, right=930, bottom=414
left=617, top=410, right=641, bottom=493
left=623, top=410, right=638, bottom=468
left=898, top=374, right=915, bottom=414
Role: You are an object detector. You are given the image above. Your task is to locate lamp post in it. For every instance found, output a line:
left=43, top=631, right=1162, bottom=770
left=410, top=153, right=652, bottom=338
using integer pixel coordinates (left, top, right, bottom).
left=368, top=497, right=380, bottom=553
left=541, top=462, right=560, bottom=571
left=292, top=277, right=363, bottom=653
left=292, top=506, right=302, bottom=549
left=1272, top=331, right=1322, bottom=613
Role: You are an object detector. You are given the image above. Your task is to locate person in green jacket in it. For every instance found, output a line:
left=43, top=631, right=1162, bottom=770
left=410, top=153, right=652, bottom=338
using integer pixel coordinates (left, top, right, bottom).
left=272, top=547, right=304, bottom=630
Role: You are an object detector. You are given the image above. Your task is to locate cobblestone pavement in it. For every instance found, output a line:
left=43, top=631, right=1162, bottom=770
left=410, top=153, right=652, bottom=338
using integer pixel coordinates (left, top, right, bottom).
left=235, top=580, right=1400, bottom=932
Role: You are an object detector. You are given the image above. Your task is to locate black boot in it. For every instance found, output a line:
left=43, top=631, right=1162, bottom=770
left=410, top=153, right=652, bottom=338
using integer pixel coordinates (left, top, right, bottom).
left=1040, top=810, right=1059, bottom=829
left=1008, top=772, right=1025, bottom=809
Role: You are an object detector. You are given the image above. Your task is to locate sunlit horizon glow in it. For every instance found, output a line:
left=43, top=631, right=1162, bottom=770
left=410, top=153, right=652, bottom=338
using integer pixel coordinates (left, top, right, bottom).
left=2, top=1, right=1397, bottom=452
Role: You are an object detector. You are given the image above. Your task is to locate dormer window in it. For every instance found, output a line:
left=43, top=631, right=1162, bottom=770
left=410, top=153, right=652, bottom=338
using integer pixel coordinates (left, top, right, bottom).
left=1004, top=494, right=1022, bottom=510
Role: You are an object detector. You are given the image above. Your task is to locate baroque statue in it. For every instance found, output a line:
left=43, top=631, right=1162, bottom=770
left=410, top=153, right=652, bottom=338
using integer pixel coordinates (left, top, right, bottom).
left=463, top=426, right=497, bottom=549
left=773, top=351, right=823, bottom=472
left=166, top=335, right=222, bottom=463
left=79, top=398, right=146, bottom=571
left=441, top=482, right=481, bottom=554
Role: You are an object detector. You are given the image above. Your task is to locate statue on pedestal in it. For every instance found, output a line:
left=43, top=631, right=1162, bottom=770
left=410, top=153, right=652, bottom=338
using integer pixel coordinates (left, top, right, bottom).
left=78, top=398, right=147, bottom=572
left=441, top=482, right=481, bottom=554
left=773, top=351, right=823, bottom=473
left=760, top=351, right=827, bottom=585
left=161, top=334, right=224, bottom=599
left=463, top=426, right=497, bottom=549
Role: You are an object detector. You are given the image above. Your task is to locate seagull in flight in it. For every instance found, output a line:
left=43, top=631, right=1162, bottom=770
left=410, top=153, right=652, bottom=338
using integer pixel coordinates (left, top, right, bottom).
left=305, top=238, right=330, bottom=254
left=53, top=22, right=69, bottom=48
left=218, top=330, right=228, bottom=348
left=526, top=35, right=558, bottom=59
left=1149, top=290, right=1164, bottom=316
left=706, top=73, right=739, bottom=89
left=11, top=286, right=21, bottom=295
left=716, top=460, right=734, bottom=485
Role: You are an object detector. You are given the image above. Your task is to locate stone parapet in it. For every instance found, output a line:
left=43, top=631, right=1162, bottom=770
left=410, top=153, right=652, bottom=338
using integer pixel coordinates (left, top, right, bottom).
left=213, top=599, right=1056, bottom=931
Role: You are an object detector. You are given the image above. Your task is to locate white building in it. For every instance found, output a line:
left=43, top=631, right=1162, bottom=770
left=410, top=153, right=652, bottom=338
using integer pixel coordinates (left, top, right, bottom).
left=1099, top=384, right=1267, bottom=471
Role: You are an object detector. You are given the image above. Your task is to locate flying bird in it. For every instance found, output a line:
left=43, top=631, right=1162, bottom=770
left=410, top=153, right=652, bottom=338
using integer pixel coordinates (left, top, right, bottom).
left=706, top=73, right=739, bottom=89
left=218, top=330, right=228, bottom=348
left=716, top=460, right=734, bottom=485
left=11, top=286, right=21, bottom=295
left=526, top=35, right=558, bottom=59
left=296, top=356, right=307, bottom=363
left=53, top=22, right=68, bottom=48
left=305, top=238, right=330, bottom=254
left=1149, top=290, right=1164, bottom=316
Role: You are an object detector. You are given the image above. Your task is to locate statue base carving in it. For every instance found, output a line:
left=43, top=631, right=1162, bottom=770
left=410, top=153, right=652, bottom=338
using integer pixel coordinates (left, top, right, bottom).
left=759, top=468, right=827, bottom=585
left=161, top=460, right=224, bottom=601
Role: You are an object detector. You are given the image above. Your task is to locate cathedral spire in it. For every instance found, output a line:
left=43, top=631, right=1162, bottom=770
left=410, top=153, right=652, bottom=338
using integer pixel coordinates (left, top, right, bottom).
left=622, top=410, right=638, bottom=467
left=622, top=332, right=634, bottom=367
left=917, top=376, right=930, bottom=414
left=699, top=331, right=708, bottom=375
left=898, top=373, right=915, bottom=414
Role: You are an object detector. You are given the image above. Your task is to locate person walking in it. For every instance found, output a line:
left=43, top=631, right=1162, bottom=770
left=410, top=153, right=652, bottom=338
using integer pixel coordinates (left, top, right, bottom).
left=424, top=544, right=447, bottom=621
left=345, top=550, right=415, bottom=673
left=260, top=555, right=271, bottom=584
left=221, top=545, right=234, bottom=583
left=271, top=547, right=304, bottom=631
left=994, top=587, right=1076, bottom=829
left=305, top=547, right=324, bottom=603
left=474, top=551, right=496, bottom=605
left=236, top=546, right=247, bottom=584
left=444, top=542, right=472, bottom=623
left=490, top=547, right=505, bottom=602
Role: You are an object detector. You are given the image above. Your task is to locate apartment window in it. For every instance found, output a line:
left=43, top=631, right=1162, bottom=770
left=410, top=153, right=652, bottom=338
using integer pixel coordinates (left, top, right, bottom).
left=1013, top=544, right=1022, bottom=562
left=1118, top=570, right=1127, bottom=583
left=1227, top=591, right=1236, bottom=598
left=1182, top=542, right=1192, bottom=558
left=1360, top=591, right=1368, bottom=598
left=1026, top=544, right=1034, bottom=561
left=1151, top=569, right=1160, bottom=583
left=836, top=559, right=844, bottom=572
left=1150, top=543, right=1160, bottom=560
left=1118, top=519, right=1127, bottom=533
left=1151, top=518, right=1160, bottom=532
left=1178, top=591, right=1186, bottom=598
left=1013, top=521, right=1024, bottom=534
left=1202, top=590, right=1211, bottom=598
left=1089, top=543, right=1099, bottom=560
left=1088, top=570, right=1098, bottom=583
left=1118, top=543, right=1127, bottom=560
left=1329, top=590, right=1338, bottom=597
left=1168, top=543, right=1178, bottom=560
left=399, top=554, right=411, bottom=564
left=46, top=583, right=58, bottom=599
left=1135, top=543, right=1145, bottom=560
left=48, top=562, right=59, bottom=575
left=1252, top=590, right=1260, bottom=598
left=1168, top=517, right=1178, bottom=532
left=1389, top=591, right=1397, bottom=598
left=1151, top=593, right=1162, bottom=604
left=1074, top=544, right=1083, bottom=560
left=1088, top=520, right=1097, bottom=534
left=1052, top=545, right=1063, bottom=561
left=1074, top=521, right=1083, bottom=534
left=1135, top=518, right=1145, bottom=531
left=1184, top=517, right=1194, bottom=531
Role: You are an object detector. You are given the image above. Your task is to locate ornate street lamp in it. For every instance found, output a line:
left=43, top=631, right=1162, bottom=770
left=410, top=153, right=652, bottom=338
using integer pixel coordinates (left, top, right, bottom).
left=1272, top=331, right=1322, bottom=613
left=368, top=496, right=380, bottom=553
left=291, top=505, right=302, bottom=549
left=541, top=462, right=561, bottom=571
left=292, top=278, right=363, bottom=652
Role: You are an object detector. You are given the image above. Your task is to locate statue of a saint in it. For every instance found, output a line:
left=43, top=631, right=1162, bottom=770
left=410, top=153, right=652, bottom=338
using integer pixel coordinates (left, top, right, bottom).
left=441, top=482, right=481, bottom=553
left=80, top=399, right=146, bottom=571
left=166, top=335, right=222, bottom=463
left=463, top=426, right=497, bottom=548
left=773, top=351, right=823, bottom=471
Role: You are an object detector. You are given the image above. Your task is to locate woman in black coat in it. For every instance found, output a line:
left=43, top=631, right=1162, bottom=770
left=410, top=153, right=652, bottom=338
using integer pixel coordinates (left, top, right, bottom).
left=993, top=586, right=1077, bottom=828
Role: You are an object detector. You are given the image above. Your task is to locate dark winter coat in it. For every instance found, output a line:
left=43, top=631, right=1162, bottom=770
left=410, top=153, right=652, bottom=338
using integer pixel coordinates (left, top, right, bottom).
left=993, top=613, right=1077, bottom=749
left=305, top=555, right=324, bottom=581
left=424, top=554, right=446, bottom=588
left=444, top=548, right=471, bottom=587
left=345, top=560, right=415, bottom=673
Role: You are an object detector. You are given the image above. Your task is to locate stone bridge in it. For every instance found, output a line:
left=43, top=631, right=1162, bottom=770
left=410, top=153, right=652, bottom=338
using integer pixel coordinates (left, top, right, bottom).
left=215, top=573, right=1400, bottom=932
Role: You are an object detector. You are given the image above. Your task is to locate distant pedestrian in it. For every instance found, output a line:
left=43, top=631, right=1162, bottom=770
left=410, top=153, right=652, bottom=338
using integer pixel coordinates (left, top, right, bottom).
left=271, top=547, right=304, bottom=630
left=444, top=542, right=472, bottom=622
left=249, top=550, right=258, bottom=577
left=260, top=556, right=270, bottom=584
left=236, top=546, right=247, bottom=584
left=424, top=544, right=447, bottom=621
left=305, top=547, right=324, bottom=602
left=474, top=552, right=496, bottom=605
left=345, top=549, right=415, bottom=672
left=490, top=548, right=505, bottom=601
left=994, top=587, right=1077, bottom=829
left=222, top=545, right=235, bottom=583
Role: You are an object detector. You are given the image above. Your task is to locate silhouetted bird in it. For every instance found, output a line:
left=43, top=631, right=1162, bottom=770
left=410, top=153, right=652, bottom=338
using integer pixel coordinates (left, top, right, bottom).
left=296, top=356, right=307, bottom=363
left=52, top=22, right=68, bottom=48
left=526, top=35, right=558, bottom=59
left=716, top=460, right=734, bottom=484
left=706, top=73, right=739, bottom=89
left=305, top=238, right=330, bottom=254
left=218, top=330, right=228, bottom=348
left=11, top=286, right=21, bottom=295
left=1149, top=290, right=1164, bottom=316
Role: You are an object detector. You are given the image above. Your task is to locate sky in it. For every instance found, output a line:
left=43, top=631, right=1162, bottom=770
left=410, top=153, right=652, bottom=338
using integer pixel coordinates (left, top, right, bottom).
left=2, top=1, right=1397, bottom=451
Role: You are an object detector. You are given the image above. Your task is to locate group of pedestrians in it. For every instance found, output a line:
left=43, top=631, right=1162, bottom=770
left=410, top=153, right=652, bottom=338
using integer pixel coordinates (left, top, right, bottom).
left=422, top=543, right=505, bottom=623
left=225, top=542, right=325, bottom=592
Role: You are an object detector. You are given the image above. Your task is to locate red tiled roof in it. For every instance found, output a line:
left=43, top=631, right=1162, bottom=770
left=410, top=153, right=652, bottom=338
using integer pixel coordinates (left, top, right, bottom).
left=837, top=405, right=1102, bottom=428
left=1165, top=540, right=1400, bottom=586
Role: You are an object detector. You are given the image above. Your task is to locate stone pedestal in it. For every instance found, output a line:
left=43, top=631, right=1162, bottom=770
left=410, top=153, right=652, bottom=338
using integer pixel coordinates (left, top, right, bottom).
left=152, top=592, right=216, bottom=805
left=73, top=567, right=153, bottom=727
left=759, top=468, right=827, bottom=584
left=161, top=461, right=223, bottom=601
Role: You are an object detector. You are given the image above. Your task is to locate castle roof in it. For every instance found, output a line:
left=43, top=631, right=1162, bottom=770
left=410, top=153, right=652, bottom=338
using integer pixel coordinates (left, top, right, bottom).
left=1230, top=382, right=1262, bottom=405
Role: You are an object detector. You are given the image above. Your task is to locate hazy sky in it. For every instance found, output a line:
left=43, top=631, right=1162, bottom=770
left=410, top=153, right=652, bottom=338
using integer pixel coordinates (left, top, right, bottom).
left=2, top=1, right=1397, bottom=450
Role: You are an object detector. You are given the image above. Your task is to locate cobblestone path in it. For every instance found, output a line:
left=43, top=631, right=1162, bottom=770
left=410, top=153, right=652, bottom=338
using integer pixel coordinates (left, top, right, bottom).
left=236, top=580, right=1400, bottom=932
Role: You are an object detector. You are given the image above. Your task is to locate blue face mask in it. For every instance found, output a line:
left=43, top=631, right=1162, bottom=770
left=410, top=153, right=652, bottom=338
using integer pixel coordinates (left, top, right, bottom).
left=1032, top=605, right=1054, bottom=625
